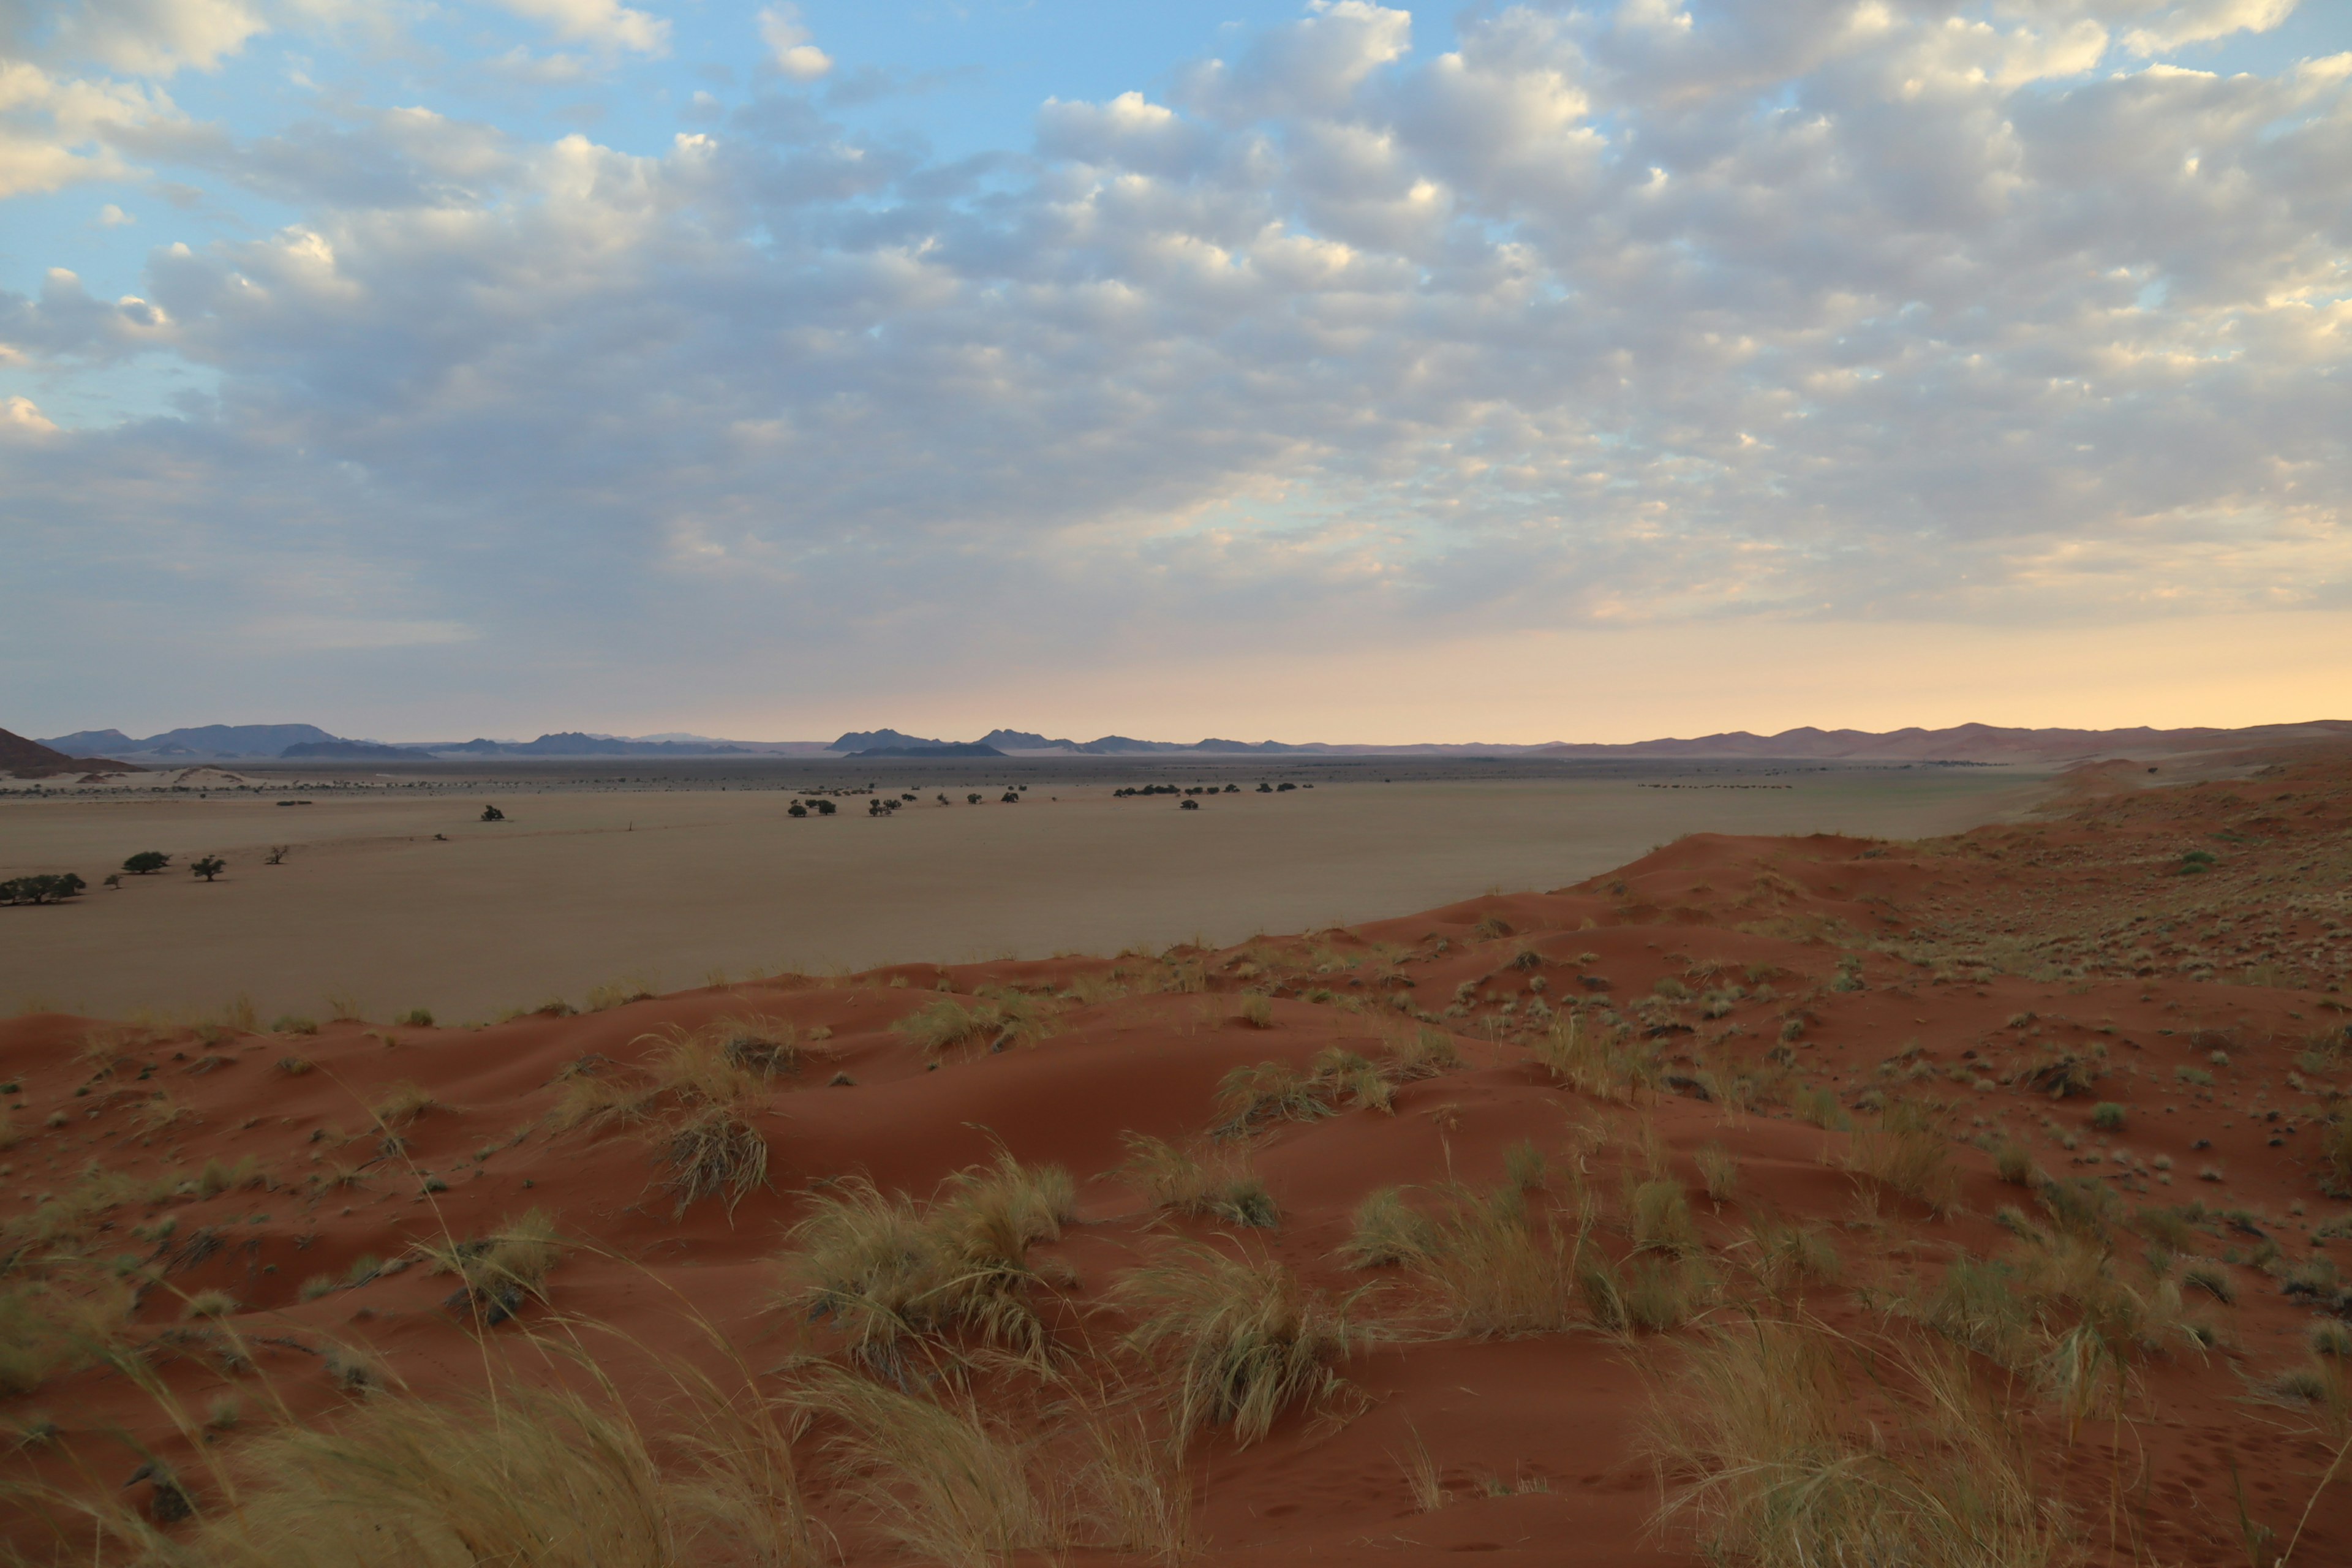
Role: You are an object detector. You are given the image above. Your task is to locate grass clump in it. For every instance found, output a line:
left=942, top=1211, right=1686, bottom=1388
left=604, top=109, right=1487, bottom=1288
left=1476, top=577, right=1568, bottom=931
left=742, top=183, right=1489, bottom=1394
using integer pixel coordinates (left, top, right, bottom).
left=1845, top=1100, right=1959, bottom=1215
left=896, top=995, right=1052, bottom=1061
left=421, top=1209, right=566, bottom=1321
left=660, top=1106, right=770, bottom=1216
left=1116, top=1242, right=1370, bottom=1445
left=1648, top=1318, right=2070, bottom=1568
left=1991, top=1140, right=2037, bottom=1187
left=369, top=1082, right=437, bottom=1129
left=166, top=1375, right=820, bottom=1567
left=1390, top=1025, right=1462, bottom=1080
left=1212, top=1060, right=1333, bottom=1138
left=1118, top=1133, right=1278, bottom=1228
left=1338, top=1186, right=1437, bottom=1268
left=2088, top=1102, right=2125, bottom=1133
left=1532, top=1015, right=1657, bottom=1102
left=777, top=1153, right=1079, bottom=1378
left=794, top=1365, right=1190, bottom=1568
left=1694, top=1145, right=1740, bottom=1204
left=1309, top=1047, right=1398, bottom=1114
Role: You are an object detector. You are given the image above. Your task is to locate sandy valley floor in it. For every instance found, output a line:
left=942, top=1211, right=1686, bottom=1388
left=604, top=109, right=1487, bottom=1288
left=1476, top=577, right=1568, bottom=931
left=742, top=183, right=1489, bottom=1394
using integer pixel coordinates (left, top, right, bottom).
left=0, top=763, right=2049, bottom=1022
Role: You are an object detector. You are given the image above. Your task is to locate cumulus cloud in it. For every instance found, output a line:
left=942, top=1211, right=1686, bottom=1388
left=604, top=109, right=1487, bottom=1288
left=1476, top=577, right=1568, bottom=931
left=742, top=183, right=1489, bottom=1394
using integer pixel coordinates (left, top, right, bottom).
left=47, top=0, right=268, bottom=77
left=491, top=0, right=668, bottom=57
left=756, top=4, right=831, bottom=80
left=0, top=0, right=2348, bottom=718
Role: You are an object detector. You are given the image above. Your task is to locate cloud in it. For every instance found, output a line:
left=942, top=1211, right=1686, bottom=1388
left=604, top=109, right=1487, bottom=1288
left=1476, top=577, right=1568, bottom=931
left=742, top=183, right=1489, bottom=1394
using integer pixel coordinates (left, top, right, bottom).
left=491, top=0, right=668, bottom=57
left=1, top=0, right=2348, bottom=723
left=757, top=4, right=832, bottom=81
left=47, top=0, right=268, bottom=77
left=0, top=59, right=169, bottom=197
left=1, top=394, right=58, bottom=435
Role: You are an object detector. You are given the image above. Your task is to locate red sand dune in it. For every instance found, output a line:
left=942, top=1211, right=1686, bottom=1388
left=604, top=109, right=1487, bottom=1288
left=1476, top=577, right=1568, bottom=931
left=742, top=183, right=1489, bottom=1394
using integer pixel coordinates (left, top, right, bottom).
left=6, top=746, right=2352, bottom=1563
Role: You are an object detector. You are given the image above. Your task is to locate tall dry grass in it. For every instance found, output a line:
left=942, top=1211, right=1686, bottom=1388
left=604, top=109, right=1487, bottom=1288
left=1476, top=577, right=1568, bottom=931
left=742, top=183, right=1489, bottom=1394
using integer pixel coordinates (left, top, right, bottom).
left=1118, top=1133, right=1278, bottom=1227
left=1532, top=1014, right=1658, bottom=1102
left=1647, top=1315, right=2071, bottom=1568
left=1116, top=1242, right=1371, bottom=1445
left=1844, top=1099, right=1960, bottom=1215
left=775, top=1153, right=1078, bottom=1378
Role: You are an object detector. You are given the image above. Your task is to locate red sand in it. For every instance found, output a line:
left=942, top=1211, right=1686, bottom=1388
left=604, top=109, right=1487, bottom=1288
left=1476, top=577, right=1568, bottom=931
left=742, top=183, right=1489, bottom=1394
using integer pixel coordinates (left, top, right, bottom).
left=7, top=745, right=2352, bottom=1562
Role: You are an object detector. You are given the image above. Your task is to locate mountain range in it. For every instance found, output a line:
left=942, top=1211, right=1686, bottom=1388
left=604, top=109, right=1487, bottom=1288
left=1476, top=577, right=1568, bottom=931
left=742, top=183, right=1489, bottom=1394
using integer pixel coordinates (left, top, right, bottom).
left=19, top=717, right=2352, bottom=768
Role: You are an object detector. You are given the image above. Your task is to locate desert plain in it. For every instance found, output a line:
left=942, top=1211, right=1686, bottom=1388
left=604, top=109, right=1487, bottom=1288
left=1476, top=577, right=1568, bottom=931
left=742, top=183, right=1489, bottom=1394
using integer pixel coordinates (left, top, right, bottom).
left=0, top=758, right=2045, bottom=1023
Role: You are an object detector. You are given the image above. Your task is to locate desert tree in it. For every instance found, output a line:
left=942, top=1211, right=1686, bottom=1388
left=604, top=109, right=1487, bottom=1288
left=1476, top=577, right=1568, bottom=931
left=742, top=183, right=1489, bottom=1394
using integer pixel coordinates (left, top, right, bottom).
left=190, top=856, right=226, bottom=882
left=122, top=850, right=170, bottom=875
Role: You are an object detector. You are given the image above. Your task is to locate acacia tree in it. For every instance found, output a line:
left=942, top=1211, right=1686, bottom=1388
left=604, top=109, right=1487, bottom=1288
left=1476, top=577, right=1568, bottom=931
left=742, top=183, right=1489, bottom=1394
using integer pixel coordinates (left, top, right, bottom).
left=190, top=856, right=226, bottom=882
left=123, top=851, right=170, bottom=875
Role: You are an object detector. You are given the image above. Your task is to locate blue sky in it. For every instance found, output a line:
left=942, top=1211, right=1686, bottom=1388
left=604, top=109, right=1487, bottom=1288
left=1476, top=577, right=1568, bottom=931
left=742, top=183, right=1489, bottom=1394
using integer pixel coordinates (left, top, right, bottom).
left=4, top=1, right=2351, bottom=743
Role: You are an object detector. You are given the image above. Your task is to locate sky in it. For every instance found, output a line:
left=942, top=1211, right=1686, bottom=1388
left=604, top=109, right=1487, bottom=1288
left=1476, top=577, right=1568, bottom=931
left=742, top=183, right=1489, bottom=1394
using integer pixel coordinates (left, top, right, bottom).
left=2, top=0, right=2350, bottom=745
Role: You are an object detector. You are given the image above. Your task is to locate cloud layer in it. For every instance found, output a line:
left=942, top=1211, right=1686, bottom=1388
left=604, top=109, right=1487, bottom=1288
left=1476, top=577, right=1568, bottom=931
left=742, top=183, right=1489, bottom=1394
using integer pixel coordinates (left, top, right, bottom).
left=2, top=0, right=2348, bottom=733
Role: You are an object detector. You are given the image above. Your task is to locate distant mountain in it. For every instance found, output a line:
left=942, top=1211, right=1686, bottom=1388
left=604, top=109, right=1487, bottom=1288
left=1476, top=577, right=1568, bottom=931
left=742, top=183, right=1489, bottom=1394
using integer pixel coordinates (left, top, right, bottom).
left=39, top=723, right=339, bottom=758
left=830, top=728, right=944, bottom=752
left=39, top=728, right=138, bottom=755
left=504, top=733, right=749, bottom=756
left=978, top=729, right=1082, bottom=752
left=1, top=727, right=143, bottom=776
left=1531, top=719, right=2352, bottom=763
left=847, top=742, right=1007, bottom=758
left=281, top=741, right=426, bottom=760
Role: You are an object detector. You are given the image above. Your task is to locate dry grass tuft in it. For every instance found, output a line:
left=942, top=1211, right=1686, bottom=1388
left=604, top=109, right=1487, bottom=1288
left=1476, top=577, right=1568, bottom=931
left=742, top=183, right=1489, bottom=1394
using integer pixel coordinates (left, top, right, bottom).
left=1378, top=1183, right=1592, bottom=1338
left=164, top=1372, right=821, bottom=1567
left=794, top=1362, right=1190, bottom=1568
left=1647, top=1316, right=2070, bottom=1568
left=1845, top=1100, right=1959, bottom=1215
left=660, top=1108, right=769, bottom=1216
left=1118, top=1133, right=1278, bottom=1228
left=1212, top=1060, right=1333, bottom=1138
left=421, top=1209, right=566, bottom=1319
left=1533, top=1014, right=1658, bottom=1102
left=895, top=994, right=1054, bottom=1060
left=1116, top=1242, right=1371, bottom=1445
left=369, top=1082, right=437, bottom=1129
left=777, top=1153, right=1078, bottom=1378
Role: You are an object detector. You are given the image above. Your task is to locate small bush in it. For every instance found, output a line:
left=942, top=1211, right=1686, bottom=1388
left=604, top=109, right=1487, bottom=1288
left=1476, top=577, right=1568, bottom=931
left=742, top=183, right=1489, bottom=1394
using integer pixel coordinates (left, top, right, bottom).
left=395, top=1008, right=435, bottom=1028
left=272, top=1015, right=318, bottom=1036
left=1237, top=994, right=1275, bottom=1030
left=2089, top=1102, right=2125, bottom=1133
left=1992, top=1141, right=2037, bottom=1186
